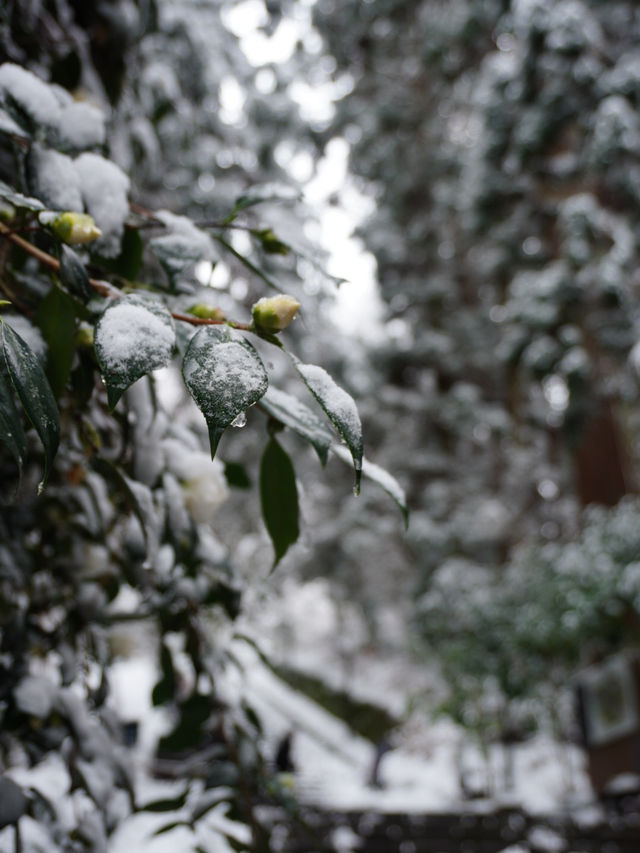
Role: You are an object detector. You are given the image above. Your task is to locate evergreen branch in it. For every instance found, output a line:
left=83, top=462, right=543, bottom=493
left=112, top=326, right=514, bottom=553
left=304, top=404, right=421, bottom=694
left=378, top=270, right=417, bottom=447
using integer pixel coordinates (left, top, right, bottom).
left=0, top=222, right=252, bottom=330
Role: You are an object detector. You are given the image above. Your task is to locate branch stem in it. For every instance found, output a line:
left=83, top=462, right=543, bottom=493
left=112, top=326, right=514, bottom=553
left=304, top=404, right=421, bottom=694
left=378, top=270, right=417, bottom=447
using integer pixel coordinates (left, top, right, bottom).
left=0, top=222, right=252, bottom=330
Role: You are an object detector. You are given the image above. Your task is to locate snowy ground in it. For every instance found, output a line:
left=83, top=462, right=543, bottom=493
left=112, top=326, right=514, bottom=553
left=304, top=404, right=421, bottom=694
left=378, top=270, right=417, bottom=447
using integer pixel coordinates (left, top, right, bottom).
left=2, top=579, right=599, bottom=852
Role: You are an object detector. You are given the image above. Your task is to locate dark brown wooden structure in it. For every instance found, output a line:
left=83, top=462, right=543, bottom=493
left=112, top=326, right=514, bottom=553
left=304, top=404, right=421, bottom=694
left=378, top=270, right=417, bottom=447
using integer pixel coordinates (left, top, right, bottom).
left=575, top=652, right=640, bottom=796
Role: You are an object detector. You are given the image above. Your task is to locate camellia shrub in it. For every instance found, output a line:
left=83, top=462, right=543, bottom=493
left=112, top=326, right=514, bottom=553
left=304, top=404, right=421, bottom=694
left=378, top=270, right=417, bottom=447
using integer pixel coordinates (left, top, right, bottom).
left=0, top=61, right=405, bottom=852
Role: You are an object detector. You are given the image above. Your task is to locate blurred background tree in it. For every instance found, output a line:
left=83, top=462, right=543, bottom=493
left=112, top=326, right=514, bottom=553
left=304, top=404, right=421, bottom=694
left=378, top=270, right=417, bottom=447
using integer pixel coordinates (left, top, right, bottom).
left=311, top=0, right=640, bottom=756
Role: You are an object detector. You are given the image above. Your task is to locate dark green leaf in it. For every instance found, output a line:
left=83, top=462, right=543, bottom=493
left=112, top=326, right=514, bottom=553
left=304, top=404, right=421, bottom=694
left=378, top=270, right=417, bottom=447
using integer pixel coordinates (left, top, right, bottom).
left=332, top=445, right=409, bottom=528
left=203, top=762, right=239, bottom=791
left=152, top=821, right=191, bottom=837
left=157, top=692, right=212, bottom=754
left=150, top=222, right=211, bottom=288
left=224, top=461, right=251, bottom=489
left=292, top=357, right=363, bottom=492
left=0, top=366, right=26, bottom=478
left=97, top=227, right=143, bottom=280
left=0, top=180, right=45, bottom=211
left=152, top=643, right=176, bottom=707
left=94, top=295, right=176, bottom=409
left=139, top=789, right=189, bottom=813
left=260, top=386, right=334, bottom=465
left=182, top=325, right=268, bottom=458
left=260, top=437, right=299, bottom=568
left=1, top=320, right=60, bottom=491
left=59, top=245, right=92, bottom=300
left=36, top=285, right=77, bottom=397
left=0, top=778, right=28, bottom=829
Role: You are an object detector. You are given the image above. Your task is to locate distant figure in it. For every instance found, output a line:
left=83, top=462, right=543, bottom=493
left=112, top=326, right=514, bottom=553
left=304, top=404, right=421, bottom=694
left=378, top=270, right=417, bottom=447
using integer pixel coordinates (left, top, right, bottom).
left=275, top=730, right=295, bottom=773
left=368, top=739, right=393, bottom=788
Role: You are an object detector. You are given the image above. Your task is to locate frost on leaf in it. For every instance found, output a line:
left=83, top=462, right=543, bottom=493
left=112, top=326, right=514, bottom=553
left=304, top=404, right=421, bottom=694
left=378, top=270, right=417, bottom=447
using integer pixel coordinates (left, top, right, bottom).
left=95, top=296, right=176, bottom=409
left=151, top=210, right=216, bottom=287
left=261, top=385, right=334, bottom=465
left=182, top=325, right=268, bottom=458
left=293, top=358, right=363, bottom=491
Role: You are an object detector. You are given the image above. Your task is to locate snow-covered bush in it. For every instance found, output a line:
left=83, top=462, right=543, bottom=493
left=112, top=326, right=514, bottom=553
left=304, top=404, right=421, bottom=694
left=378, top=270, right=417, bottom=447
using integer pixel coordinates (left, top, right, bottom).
left=0, top=10, right=405, bottom=851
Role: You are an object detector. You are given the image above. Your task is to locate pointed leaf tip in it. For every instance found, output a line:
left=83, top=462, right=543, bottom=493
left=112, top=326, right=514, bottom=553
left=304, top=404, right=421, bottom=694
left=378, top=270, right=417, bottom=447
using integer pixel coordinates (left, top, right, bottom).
left=182, top=325, right=268, bottom=458
left=293, top=357, right=363, bottom=486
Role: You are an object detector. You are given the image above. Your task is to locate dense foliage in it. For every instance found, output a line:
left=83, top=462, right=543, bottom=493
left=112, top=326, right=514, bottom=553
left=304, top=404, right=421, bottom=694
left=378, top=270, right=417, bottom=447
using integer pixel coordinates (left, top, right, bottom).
left=315, top=0, right=640, bottom=747
left=0, top=2, right=405, bottom=850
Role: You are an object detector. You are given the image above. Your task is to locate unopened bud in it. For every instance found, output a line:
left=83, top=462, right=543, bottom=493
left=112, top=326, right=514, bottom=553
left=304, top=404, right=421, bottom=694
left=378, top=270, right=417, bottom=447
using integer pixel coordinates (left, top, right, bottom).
left=251, top=294, right=301, bottom=333
left=75, top=322, right=94, bottom=348
left=187, top=303, right=225, bottom=322
left=49, top=212, right=102, bottom=245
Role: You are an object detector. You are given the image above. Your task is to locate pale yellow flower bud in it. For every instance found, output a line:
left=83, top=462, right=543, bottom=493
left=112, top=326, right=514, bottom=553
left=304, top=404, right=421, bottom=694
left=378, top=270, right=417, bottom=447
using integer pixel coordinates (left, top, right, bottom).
left=49, top=212, right=102, bottom=245
left=251, top=294, right=301, bottom=333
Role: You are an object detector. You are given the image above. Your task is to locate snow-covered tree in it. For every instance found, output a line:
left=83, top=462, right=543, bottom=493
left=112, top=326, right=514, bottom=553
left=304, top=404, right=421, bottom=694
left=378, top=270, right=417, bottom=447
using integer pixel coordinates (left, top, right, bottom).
left=315, top=0, right=640, bottom=741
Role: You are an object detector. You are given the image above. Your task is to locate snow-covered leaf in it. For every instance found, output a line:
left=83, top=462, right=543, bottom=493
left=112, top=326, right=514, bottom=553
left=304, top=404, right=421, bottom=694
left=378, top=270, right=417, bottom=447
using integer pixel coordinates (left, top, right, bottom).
left=151, top=211, right=215, bottom=288
left=292, top=358, right=363, bottom=492
left=1, top=320, right=59, bottom=491
left=139, top=789, right=189, bottom=813
left=94, top=295, right=176, bottom=409
left=260, top=437, right=299, bottom=569
left=0, top=179, right=45, bottom=211
left=332, top=445, right=409, bottom=528
left=14, top=674, right=57, bottom=718
left=260, top=385, right=333, bottom=465
left=182, top=325, right=268, bottom=458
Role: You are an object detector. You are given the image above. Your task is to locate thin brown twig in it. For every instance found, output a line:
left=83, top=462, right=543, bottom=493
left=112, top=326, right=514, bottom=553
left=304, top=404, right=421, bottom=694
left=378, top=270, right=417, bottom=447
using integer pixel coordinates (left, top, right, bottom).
left=0, top=222, right=252, bottom=330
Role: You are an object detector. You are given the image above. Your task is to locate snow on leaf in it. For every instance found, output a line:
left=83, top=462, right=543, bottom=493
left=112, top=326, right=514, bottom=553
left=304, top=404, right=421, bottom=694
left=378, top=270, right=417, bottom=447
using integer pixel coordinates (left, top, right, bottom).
left=30, top=145, right=83, bottom=212
left=74, top=153, right=130, bottom=257
left=94, top=295, right=176, bottom=409
left=260, top=385, right=334, bottom=465
left=0, top=63, right=61, bottom=132
left=292, top=358, right=363, bottom=492
left=150, top=210, right=216, bottom=287
left=182, top=325, right=268, bottom=458
left=0, top=179, right=45, bottom=211
left=58, top=101, right=106, bottom=151
left=14, top=674, right=57, bottom=718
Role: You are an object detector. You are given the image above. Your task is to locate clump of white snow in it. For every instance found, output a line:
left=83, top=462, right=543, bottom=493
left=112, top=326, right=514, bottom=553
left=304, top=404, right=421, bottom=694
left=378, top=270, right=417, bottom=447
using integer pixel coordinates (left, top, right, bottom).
left=0, top=63, right=105, bottom=149
left=58, top=101, right=106, bottom=150
left=0, top=63, right=62, bottom=129
left=29, top=144, right=84, bottom=211
left=96, top=298, right=175, bottom=375
left=75, top=153, right=131, bottom=256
